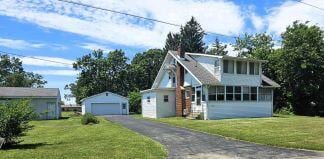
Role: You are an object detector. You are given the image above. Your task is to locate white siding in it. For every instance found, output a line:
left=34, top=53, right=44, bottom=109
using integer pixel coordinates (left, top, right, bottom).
left=184, top=72, right=200, bottom=87
left=193, top=56, right=217, bottom=74
left=82, top=92, right=129, bottom=115
left=141, top=92, right=157, bottom=118
left=156, top=90, right=176, bottom=118
left=158, top=71, right=173, bottom=88
left=221, top=74, right=261, bottom=86
left=207, top=101, right=272, bottom=119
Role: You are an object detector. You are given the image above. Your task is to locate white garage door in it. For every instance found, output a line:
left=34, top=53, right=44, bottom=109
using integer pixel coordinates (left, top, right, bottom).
left=91, top=103, right=121, bottom=115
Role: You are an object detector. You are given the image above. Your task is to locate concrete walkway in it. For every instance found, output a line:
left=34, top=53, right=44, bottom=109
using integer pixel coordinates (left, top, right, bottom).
left=106, top=115, right=324, bottom=159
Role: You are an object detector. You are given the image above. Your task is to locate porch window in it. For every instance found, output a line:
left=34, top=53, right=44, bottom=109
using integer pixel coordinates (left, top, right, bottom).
left=251, top=87, right=257, bottom=101
left=249, top=62, right=260, bottom=75
left=223, top=60, right=234, bottom=74
left=208, top=86, right=216, bottom=101
left=191, top=87, right=195, bottom=102
left=236, top=61, right=247, bottom=74
left=216, top=86, right=225, bottom=101
left=147, top=96, right=150, bottom=102
left=202, top=87, right=205, bottom=101
left=226, top=86, right=234, bottom=101
left=259, top=88, right=272, bottom=101
left=243, top=87, right=250, bottom=101
left=234, top=86, right=241, bottom=101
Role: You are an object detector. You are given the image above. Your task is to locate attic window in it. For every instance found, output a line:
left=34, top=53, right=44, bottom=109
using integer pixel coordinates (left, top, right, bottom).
left=106, top=93, right=109, bottom=96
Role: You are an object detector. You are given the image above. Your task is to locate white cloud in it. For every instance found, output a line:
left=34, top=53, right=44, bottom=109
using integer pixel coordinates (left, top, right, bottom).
left=266, top=0, right=324, bottom=36
left=0, top=38, right=44, bottom=49
left=33, top=69, right=79, bottom=76
left=250, top=13, right=265, bottom=31
left=20, top=56, right=75, bottom=68
left=80, top=43, right=111, bottom=53
left=0, top=0, right=245, bottom=48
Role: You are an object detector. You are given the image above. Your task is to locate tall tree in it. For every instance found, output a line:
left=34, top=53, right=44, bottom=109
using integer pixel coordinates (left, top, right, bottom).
left=163, top=32, right=180, bottom=53
left=0, top=54, right=46, bottom=87
left=180, top=17, right=205, bottom=53
left=275, top=21, right=324, bottom=116
left=233, top=33, right=274, bottom=58
left=163, top=16, right=205, bottom=53
left=130, top=49, right=165, bottom=91
left=69, top=49, right=129, bottom=103
left=206, top=38, right=228, bottom=55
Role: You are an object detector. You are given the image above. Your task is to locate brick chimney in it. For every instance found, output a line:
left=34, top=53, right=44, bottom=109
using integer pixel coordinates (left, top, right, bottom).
left=177, top=42, right=185, bottom=58
left=175, top=42, right=185, bottom=116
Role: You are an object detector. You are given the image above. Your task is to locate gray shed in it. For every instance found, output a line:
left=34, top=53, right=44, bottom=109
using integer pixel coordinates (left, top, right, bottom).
left=0, top=87, right=61, bottom=119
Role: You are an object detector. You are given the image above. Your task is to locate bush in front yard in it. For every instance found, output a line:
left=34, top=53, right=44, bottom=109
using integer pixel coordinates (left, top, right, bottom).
left=0, top=100, right=37, bottom=148
left=128, top=91, right=141, bottom=114
left=81, top=113, right=99, bottom=125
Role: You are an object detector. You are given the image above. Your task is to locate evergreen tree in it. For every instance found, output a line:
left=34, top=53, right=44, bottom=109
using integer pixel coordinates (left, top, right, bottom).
left=206, top=38, right=228, bottom=55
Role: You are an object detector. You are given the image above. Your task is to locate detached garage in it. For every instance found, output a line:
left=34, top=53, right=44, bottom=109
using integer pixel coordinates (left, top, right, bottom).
left=81, top=91, right=129, bottom=115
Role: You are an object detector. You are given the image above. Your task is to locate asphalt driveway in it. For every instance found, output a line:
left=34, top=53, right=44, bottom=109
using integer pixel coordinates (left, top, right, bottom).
left=106, top=115, right=324, bottom=159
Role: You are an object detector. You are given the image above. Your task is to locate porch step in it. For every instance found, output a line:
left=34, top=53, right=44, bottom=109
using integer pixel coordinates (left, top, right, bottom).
left=186, top=112, right=201, bottom=119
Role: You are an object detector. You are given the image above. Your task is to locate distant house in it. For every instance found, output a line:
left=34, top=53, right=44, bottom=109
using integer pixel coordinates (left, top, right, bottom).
left=81, top=91, right=129, bottom=115
left=141, top=50, right=280, bottom=120
left=0, top=87, right=61, bottom=119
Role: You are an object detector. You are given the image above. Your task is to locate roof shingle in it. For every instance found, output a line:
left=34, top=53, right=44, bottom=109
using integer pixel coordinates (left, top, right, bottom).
left=0, top=87, right=60, bottom=98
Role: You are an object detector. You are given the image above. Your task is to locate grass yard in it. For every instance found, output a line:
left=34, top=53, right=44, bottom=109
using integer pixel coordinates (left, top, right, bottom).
left=136, top=114, right=324, bottom=151
left=0, top=112, right=167, bottom=159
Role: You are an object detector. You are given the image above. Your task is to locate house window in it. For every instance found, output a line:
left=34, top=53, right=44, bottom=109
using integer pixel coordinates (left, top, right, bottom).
left=259, top=88, right=272, bottom=101
left=106, top=93, right=109, bottom=96
left=147, top=96, right=150, bottom=102
left=251, top=87, right=257, bottom=101
left=236, top=61, right=247, bottom=74
left=191, top=87, right=195, bottom=102
left=164, top=95, right=169, bottom=102
left=185, top=90, right=190, bottom=98
left=243, top=86, right=250, bottom=101
left=249, top=62, right=260, bottom=75
left=226, top=86, right=233, bottom=101
left=208, top=86, right=216, bottom=101
left=234, top=86, right=241, bottom=101
left=217, top=86, right=225, bottom=101
left=172, top=76, right=176, bottom=84
left=223, top=60, right=234, bottom=73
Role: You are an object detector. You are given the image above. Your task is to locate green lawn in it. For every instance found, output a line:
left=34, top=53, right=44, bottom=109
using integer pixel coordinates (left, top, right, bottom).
left=136, top=114, right=324, bottom=151
left=0, top=112, right=167, bottom=159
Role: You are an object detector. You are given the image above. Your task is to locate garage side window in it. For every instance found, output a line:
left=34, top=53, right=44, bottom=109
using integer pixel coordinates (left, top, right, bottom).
left=147, top=96, right=150, bottom=102
left=163, top=95, right=169, bottom=102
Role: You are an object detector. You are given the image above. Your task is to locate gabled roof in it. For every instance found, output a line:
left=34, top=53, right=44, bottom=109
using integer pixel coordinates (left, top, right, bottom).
left=0, top=87, right=60, bottom=98
left=80, top=91, right=128, bottom=102
left=169, top=51, right=220, bottom=85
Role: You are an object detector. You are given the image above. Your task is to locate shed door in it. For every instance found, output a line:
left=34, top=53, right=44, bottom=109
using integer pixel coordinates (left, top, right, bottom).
left=47, top=102, right=56, bottom=119
left=91, top=103, right=121, bottom=115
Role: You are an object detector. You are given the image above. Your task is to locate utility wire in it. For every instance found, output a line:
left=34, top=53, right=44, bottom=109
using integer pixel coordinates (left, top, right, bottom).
left=293, top=0, right=324, bottom=12
left=0, top=50, right=73, bottom=66
left=55, top=0, right=235, bottom=39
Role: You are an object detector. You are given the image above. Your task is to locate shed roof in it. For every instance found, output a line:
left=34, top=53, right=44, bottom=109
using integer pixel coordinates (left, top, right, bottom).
left=0, top=87, right=60, bottom=98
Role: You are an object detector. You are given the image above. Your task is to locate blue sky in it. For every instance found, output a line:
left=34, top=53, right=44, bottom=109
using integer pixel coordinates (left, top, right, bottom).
left=0, top=0, right=323, bottom=104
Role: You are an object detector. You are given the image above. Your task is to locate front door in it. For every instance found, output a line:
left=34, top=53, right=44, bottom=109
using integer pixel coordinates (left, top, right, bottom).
left=196, top=90, right=201, bottom=106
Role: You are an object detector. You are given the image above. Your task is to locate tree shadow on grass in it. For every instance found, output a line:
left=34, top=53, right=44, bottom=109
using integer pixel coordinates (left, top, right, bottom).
left=2, top=142, right=52, bottom=150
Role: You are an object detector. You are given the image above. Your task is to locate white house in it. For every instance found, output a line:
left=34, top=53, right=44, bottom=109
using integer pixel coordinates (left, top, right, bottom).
left=0, top=87, right=61, bottom=120
left=81, top=91, right=129, bottom=115
left=141, top=50, right=280, bottom=120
